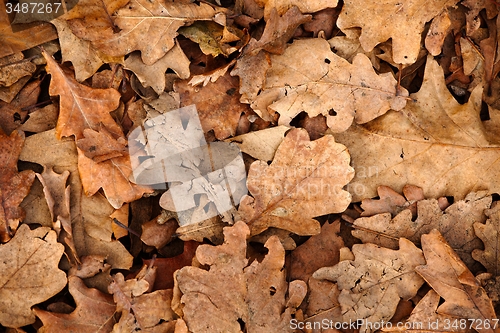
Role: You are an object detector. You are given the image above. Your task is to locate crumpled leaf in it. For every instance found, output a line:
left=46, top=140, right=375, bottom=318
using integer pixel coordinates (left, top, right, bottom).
left=124, top=41, right=190, bottom=95
left=238, top=128, right=354, bottom=236
left=0, top=80, right=39, bottom=135
left=416, top=230, right=497, bottom=333
left=35, top=276, right=116, bottom=333
left=89, top=0, right=227, bottom=65
left=337, top=0, right=459, bottom=64
left=42, top=50, right=123, bottom=140
left=425, top=10, right=452, bottom=56
left=0, top=129, right=35, bottom=242
left=256, top=0, right=337, bottom=20
left=0, top=53, right=36, bottom=87
left=246, top=38, right=408, bottom=132
left=473, top=202, right=500, bottom=276
left=313, top=239, right=426, bottom=333
left=0, top=224, right=66, bottom=328
left=335, top=56, right=500, bottom=202
left=353, top=191, right=490, bottom=268
left=175, top=221, right=303, bottom=332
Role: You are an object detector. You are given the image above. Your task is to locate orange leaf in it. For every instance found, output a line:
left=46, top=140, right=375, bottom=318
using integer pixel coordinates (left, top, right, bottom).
left=42, top=50, right=123, bottom=140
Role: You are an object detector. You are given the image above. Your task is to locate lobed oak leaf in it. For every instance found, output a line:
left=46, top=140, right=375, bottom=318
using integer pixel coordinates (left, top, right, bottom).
left=415, top=230, right=498, bottom=333
left=124, top=41, right=190, bottom=95
left=238, top=128, right=354, bottom=236
left=175, top=221, right=304, bottom=332
left=35, top=276, right=116, bottom=333
left=0, top=129, right=35, bottom=242
left=335, top=56, right=500, bottom=202
left=337, top=0, right=459, bottom=64
left=353, top=191, right=490, bottom=268
left=42, top=50, right=123, bottom=140
left=90, top=0, right=227, bottom=65
left=0, top=225, right=66, bottom=328
left=313, top=239, right=426, bottom=333
left=360, top=184, right=425, bottom=218
left=473, top=203, right=500, bottom=276
left=247, top=38, right=408, bottom=132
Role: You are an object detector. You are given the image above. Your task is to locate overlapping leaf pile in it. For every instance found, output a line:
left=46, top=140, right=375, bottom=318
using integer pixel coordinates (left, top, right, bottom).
left=2, top=0, right=500, bottom=331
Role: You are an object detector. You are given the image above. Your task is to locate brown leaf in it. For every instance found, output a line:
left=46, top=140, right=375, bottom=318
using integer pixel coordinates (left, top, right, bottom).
left=473, top=203, right=500, bottom=276
left=0, top=53, right=36, bottom=87
left=256, top=0, right=338, bottom=21
left=0, top=129, right=35, bottom=242
left=89, top=0, right=227, bottom=65
left=225, top=125, right=288, bottom=161
left=335, top=56, right=499, bottom=202
left=20, top=129, right=133, bottom=270
left=76, top=128, right=128, bottom=163
left=175, top=221, right=303, bottom=332
left=425, top=10, right=452, bottom=56
left=337, top=0, right=459, bottom=64
left=246, top=7, right=311, bottom=55
left=230, top=50, right=270, bottom=106
left=175, top=71, right=250, bottom=140
left=18, top=104, right=58, bottom=133
left=247, top=38, right=408, bottom=132
left=416, top=230, right=497, bottom=333
left=353, top=191, right=490, bottom=268
left=35, top=276, right=116, bottom=333
left=42, top=50, right=123, bottom=140
left=313, top=239, right=426, bottom=333
left=360, top=185, right=425, bottom=217
left=0, top=225, right=66, bottom=328
left=124, top=41, right=190, bottom=95
left=0, top=80, right=40, bottom=135
left=179, top=21, right=242, bottom=57
left=238, top=128, right=354, bottom=236
left=289, top=220, right=344, bottom=283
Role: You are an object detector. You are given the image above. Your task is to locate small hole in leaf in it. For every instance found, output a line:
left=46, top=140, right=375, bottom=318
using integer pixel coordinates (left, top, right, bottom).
left=329, top=109, right=337, bottom=116
left=324, top=58, right=331, bottom=64
left=270, top=286, right=276, bottom=296
left=237, top=318, right=245, bottom=330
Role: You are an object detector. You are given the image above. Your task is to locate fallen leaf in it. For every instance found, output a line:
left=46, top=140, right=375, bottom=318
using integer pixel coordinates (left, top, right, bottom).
left=335, top=56, right=499, bottom=202
left=0, top=80, right=40, bottom=135
left=289, top=220, right=344, bottom=283
left=175, top=221, right=303, bottom=332
left=90, top=0, right=227, bottom=65
left=175, top=71, right=250, bottom=139
left=337, top=0, right=459, bottom=64
left=425, top=10, right=452, bottom=56
left=230, top=50, right=270, bottom=106
left=0, top=129, right=35, bottom=242
left=0, top=224, right=66, bottom=328
left=238, top=128, right=354, bottom=236
left=42, top=50, right=123, bottom=140
left=249, top=38, right=408, bottom=132
left=256, top=0, right=338, bottom=20
left=76, top=128, right=128, bottom=163
left=35, top=276, right=116, bottom=333
left=225, top=125, right=289, bottom=161
left=360, top=185, right=425, bottom=218
left=18, top=104, right=58, bottom=133
left=124, top=41, right=190, bottom=95
left=0, top=54, right=36, bottom=87
left=246, top=7, right=311, bottom=55
left=20, top=129, right=133, bottom=270
left=416, top=230, right=497, bottom=333
left=473, top=203, right=500, bottom=276
left=353, top=191, right=490, bottom=268
left=188, top=60, right=236, bottom=87
left=313, top=239, right=426, bottom=333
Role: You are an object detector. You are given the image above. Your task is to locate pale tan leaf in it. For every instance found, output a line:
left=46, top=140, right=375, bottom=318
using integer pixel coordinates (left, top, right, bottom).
left=416, top=230, right=497, bottom=333
left=473, top=203, right=500, bottom=276
left=425, top=10, right=452, bottom=56
left=337, top=0, right=459, bottom=64
left=313, top=239, right=425, bottom=333
left=238, top=128, right=354, bottom=236
left=0, top=225, right=66, bottom=328
left=256, top=0, right=338, bottom=20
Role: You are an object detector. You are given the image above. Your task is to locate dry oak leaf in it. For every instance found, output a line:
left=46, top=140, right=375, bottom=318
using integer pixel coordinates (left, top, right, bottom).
left=238, top=128, right=354, bottom=236
left=175, top=71, right=251, bottom=140
left=91, top=0, right=227, bottom=65
left=20, top=129, right=133, bottom=270
left=0, top=224, right=66, bottom=328
left=0, top=80, right=40, bottom=135
left=473, top=202, right=500, bottom=276
left=256, top=0, right=337, bottom=21
left=0, top=53, right=36, bottom=87
left=335, top=56, right=499, bottom=202
left=248, top=38, right=408, bottom=133
left=353, top=191, right=491, bottom=268
left=313, top=239, right=426, bottom=333
left=42, top=50, right=123, bottom=140
left=175, top=221, right=303, bottom=333
left=35, top=276, right=116, bottom=333
left=337, top=0, right=459, bottom=64
left=360, top=184, right=425, bottom=218
left=415, top=230, right=498, bottom=333
left=0, top=129, right=35, bottom=242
